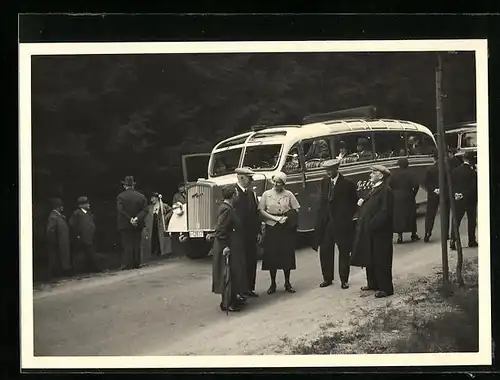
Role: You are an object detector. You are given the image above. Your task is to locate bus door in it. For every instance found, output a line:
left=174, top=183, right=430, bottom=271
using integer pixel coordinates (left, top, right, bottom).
left=181, top=153, right=212, bottom=183
left=282, top=143, right=308, bottom=230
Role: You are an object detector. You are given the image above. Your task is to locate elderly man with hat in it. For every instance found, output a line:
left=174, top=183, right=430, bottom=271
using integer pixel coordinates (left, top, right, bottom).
left=351, top=165, right=395, bottom=298
left=46, top=197, right=72, bottom=278
left=312, top=158, right=358, bottom=289
left=117, top=176, right=149, bottom=270
left=449, top=151, right=478, bottom=250
left=233, top=167, right=262, bottom=298
left=69, top=196, right=98, bottom=273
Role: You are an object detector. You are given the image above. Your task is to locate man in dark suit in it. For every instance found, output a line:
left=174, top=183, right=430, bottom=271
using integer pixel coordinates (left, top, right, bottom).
left=69, top=196, right=98, bottom=273
left=351, top=165, right=395, bottom=298
left=450, top=151, right=478, bottom=250
left=313, top=159, right=358, bottom=289
left=117, top=176, right=149, bottom=269
left=233, top=167, right=262, bottom=298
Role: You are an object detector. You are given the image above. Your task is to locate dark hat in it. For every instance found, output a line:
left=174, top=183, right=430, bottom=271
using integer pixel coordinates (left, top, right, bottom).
left=77, top=196, right=89, bottom=205
left=370, top=164, right=391, bottom=177
left=321, top=158, right=341, bottom=169
left=121, top=176, right=136, bottom=186
left=50, top=197, right=63, bottom=209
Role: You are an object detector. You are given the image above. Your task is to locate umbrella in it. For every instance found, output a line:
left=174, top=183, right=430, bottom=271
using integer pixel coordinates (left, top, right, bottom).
left=222, top=247, right=231, bottom=316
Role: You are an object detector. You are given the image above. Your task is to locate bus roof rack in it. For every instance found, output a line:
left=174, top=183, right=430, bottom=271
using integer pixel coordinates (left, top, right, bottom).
left=251, top=124, right=301, bottom=132
left=302, top=105, right=377, bottom=125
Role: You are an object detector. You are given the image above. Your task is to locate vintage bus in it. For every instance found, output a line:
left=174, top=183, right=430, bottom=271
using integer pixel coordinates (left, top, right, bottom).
left=168, top=108, right=438, bottom=258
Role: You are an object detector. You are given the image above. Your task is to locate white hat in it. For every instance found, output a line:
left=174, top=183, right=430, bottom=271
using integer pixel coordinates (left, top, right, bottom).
left=272, top=172, right=287, bottom=185
left=235, top=167, right=255, bottom=176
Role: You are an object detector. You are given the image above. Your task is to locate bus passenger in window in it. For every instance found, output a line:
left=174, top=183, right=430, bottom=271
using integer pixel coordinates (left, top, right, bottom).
left=387, top=158, right=420, bottom=244
left=258, top=172, right=300, bottom=295
left=305, top=139, right=330, bottom=161
left=214, top=159, right=227, bottom=175
left=407, top=135, right=421, bottom=155
left=356, top=138, right=374, bottom=161
left=283, top=152, right=300, bottom=173
left=336, top=140, right=349, bottom=160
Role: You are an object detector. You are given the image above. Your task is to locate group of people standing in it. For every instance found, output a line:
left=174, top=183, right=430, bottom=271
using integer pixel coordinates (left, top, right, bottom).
left=45, top=176, right=187, bottom=279
left=211, top=148, right=478, bottom=313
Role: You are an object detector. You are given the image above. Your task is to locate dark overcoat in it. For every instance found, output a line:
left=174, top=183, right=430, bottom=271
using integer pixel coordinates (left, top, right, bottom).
left=46, top=210, right=72, bottom=272
left=387, top=169, right=419, bottom=233
left=211, top=202, right=248, bottom=295
left=313, top=174, right=358, bottom=251
left=351, top=183, right=394, bottom=268
left=451, top=163, right=478, bottom=202
left=68, top=208, right=96, bottom=245
left=116, top=188, right=148, bottom=231
left=141, top=203, right=173, bottom=258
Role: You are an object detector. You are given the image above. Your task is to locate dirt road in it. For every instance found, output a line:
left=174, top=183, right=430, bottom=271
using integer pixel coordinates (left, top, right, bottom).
left=33, top=214, right=477, bottom=356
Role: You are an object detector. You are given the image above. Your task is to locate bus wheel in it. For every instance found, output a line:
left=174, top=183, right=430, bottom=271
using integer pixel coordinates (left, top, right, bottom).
left=185, top=238, right=211, bottom=259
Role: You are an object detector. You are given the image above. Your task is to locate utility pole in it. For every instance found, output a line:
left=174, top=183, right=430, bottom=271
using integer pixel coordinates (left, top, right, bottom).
left=435, top=52, right=450, bottom=285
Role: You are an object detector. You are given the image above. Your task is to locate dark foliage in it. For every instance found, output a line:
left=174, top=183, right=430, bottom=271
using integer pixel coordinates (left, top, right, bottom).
left=31, top=52, right=476, bottom=276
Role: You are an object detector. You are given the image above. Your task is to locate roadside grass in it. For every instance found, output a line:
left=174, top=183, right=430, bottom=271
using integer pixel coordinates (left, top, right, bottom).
left=289, top=257, right=479, bottom=354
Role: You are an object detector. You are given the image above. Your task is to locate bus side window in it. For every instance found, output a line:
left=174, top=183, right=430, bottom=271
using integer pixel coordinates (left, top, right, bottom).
left=283, top=145, right=302, bottom=174
left=408, top=132, right=435, bottom=156
left=303, top=137, right=332, bottom=170
left=333, top=134, right=373, bottom=164
left=373, top=131, right=407, bottom=160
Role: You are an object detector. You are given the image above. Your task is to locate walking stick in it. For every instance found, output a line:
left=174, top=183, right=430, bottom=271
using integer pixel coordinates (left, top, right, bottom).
left=223, top=247, right=231, bottom=316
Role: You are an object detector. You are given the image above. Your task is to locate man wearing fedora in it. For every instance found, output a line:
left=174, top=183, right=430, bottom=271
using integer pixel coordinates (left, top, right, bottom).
left=69, top=196, right=98, bottom=273
left=351, top=165, right=395, bottom=298
left=117, top=176, right=149, bottom=269
left=233, top=167, right=262, bottom=299
left=313, top=158, right=358, bottom=290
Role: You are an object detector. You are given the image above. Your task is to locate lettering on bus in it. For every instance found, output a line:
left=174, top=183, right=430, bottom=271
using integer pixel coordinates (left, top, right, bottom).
left=356, top=180, right=373, bottom=192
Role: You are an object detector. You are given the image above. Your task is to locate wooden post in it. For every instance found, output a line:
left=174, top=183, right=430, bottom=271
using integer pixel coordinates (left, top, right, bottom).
left=435, top=52, right=450, bottom=285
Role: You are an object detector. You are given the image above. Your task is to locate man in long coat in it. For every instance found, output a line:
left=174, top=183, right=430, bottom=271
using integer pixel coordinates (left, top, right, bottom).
left=69, top=196, right=98, bottom=273
left=233, top=167, right=262, bottom=298
left=387, top=158, right=420, bottom=243
left=116, top=176, right=148, bottom=269
left=312, top=159, right=358, bottom=289
left=46, top=197, right=72, bottom=278
left=351, top=165, right=395, bottom=298
left=450, top=151, right=478, bottom=250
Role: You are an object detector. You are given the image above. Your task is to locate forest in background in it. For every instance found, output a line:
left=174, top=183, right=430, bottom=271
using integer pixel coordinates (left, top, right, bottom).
left=30, top=51, right=476, bottom=262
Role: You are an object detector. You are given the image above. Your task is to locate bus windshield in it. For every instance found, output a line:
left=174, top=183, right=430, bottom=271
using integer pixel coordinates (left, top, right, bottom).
left=242, top=144, right=282, bottom=171
left=210, top=148, right=243, bottom=177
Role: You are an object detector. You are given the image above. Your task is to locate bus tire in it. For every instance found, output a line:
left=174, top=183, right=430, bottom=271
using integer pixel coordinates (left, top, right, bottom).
left=185, top=238, right=211, bottom=259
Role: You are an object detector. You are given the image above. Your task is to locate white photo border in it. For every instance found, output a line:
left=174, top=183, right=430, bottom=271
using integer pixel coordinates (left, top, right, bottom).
left=19, top=39, right=491, bottom=369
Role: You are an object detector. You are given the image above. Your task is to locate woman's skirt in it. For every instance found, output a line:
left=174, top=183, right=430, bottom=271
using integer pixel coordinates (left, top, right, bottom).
left=261, top=223, right=296, bottom=271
